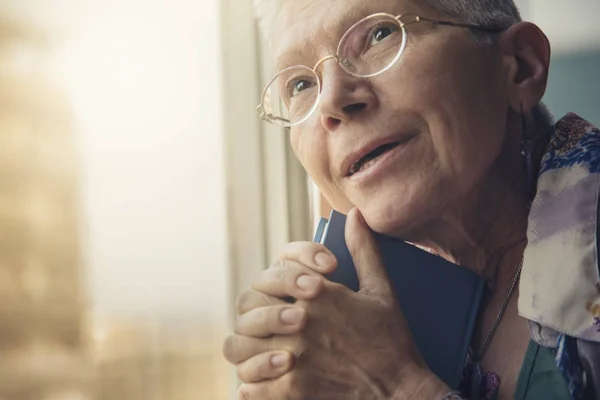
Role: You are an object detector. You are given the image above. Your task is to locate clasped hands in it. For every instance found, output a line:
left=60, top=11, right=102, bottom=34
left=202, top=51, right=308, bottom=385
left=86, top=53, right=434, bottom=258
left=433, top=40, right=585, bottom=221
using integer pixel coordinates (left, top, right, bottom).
left=223, top=208, right=450, bottom=399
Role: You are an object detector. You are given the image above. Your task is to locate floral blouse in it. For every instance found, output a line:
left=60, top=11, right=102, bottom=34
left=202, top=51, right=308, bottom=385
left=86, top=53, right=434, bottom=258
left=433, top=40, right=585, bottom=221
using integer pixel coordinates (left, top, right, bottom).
left=520, top=113, right=600, bottom=399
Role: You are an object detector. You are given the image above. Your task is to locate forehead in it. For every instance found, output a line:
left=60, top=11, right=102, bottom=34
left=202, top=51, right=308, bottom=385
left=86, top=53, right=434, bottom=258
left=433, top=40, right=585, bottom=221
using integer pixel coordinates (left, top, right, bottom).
left=272, top=0, right=431, bottom=70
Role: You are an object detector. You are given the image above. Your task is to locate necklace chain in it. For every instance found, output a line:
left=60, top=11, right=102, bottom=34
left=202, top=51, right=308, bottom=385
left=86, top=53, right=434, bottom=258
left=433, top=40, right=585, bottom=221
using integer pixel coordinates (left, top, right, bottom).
left=472, top=257, right=524, bottom=362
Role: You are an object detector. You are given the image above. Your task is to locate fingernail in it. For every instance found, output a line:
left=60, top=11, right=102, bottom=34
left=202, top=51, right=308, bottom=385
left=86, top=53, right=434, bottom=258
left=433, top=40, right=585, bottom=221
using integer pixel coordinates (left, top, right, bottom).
left=315, top=252, right=335, bottom=268
left=270, top=353, right=288, bottom=368
left=297, top=274, right=320, bottom=291
left=280, top=308, right=304, bottom=325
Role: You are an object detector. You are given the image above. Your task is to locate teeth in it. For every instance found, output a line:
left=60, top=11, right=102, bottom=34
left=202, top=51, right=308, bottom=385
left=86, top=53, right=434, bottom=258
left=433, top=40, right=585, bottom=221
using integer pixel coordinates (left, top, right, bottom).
left=358, top=157, right=380, bottom=172
left=349, top=142, right=399, bottom=176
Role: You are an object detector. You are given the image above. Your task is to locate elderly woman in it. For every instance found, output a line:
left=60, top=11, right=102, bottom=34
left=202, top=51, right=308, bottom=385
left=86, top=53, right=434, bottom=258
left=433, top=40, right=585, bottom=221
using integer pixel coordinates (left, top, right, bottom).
left=222, top=0, right=600, bottom=399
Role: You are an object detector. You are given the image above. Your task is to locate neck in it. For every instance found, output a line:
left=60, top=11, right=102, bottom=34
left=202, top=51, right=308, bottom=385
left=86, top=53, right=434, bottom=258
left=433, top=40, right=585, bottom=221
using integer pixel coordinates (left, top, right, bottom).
left=409, top=117, right=551, bottom=289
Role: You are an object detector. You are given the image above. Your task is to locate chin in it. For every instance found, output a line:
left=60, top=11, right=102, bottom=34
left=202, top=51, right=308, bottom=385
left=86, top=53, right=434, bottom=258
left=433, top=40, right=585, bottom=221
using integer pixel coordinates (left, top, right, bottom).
left=358, top=193, right=432, bottom=239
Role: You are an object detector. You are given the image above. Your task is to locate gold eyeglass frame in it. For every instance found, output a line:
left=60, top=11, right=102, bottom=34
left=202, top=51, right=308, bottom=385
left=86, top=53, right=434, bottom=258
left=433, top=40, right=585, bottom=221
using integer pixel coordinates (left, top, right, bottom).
left=257, top=13, right=503, bottom=127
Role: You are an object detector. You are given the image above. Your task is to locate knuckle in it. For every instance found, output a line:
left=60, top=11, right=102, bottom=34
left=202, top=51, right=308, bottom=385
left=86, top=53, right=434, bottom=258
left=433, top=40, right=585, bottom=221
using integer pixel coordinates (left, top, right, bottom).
left=278, top=267, right=296, bottom=286
left=237, top=289, right=282, bottom=315
left=236, top=362, right=254, bottom=384
left=307, top=241, right=326, bottom=254
left=267, top=263, right=296, bottom=288
left=280, top=241, right=325, bottom=263
left=222, top=335, right=236, bottom=362
left=278, top=241, right=304, bottom=258
left=237, top=389, right=248, bottom=400
left=294, top=242, right=318, bottom=259
left=269, top=258, right=288, bottom=270
left=237, top=385, right=253, bottom=400
left=272, top=263, right=291, bottom=281
left=255, top=306, right=276, bottom=329
left=235, top=308, right=268, bottom=336
left=235, top=290, right=254, bottom=314
left=298, top=240, right=321, bottom=252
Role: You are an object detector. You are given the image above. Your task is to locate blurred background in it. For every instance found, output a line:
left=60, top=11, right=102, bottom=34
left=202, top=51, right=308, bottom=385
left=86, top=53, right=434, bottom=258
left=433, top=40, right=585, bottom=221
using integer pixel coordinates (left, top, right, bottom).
left=0, top=0, right=597, bottom=399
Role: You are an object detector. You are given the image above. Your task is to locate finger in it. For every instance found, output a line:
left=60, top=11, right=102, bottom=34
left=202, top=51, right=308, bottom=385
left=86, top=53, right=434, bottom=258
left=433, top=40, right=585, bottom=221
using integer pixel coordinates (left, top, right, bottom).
left=223, top=334, right=300, bottom=365
left=345, top=208, right=394, bottom=301
left=222, top=335, right=273, bottom=364
left=236, top=351, right=294, bottom=384
left=238, top=383, right=281, bottom=400
left=236, top=290, right=288, bottom=316
left=238, top=383, right=276, bottom=400
left=253, top=260, right=325, bottom=300
left=223, top=335, right=269, bottom=364
left=235, top=305, right=306, bottom=337
left=238, top=373, right=304, bottom=400
left=277, top=241, right=337, bottom=274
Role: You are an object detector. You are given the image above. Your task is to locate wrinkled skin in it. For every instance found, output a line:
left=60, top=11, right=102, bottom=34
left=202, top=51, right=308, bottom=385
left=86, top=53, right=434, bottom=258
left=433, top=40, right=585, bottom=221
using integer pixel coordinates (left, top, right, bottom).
left=223, top=209, right=448, bottom=399
left=223, top=0, right=551, bottom=398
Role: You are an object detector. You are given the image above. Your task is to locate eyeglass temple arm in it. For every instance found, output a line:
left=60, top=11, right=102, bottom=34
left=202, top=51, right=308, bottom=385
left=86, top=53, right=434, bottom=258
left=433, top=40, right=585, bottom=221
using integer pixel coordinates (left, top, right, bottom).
left=434, top=19, right=504, bottom=33
left=257, top=105, right=291, bottom=124
left=400, top=14, right=504, bottom=33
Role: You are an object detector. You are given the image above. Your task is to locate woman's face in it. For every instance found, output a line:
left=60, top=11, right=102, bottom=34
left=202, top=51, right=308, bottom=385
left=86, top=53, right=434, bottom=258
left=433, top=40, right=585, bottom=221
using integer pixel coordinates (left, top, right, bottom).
left=273, top=0, right=512, bottom=236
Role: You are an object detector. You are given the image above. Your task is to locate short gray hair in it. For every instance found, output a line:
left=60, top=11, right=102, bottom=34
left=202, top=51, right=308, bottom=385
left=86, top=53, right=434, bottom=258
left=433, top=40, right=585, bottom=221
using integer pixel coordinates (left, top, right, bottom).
left=254, top=0, right=554, bottom=128
left=253, top=0, right=522, bottom=41
left=423, top=0, right=521, bottom=29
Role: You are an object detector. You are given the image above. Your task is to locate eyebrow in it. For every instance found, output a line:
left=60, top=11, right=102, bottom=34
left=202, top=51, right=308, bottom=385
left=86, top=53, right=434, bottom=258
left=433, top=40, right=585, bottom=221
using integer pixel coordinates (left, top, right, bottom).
left=274, top=2, right=389, bottom=72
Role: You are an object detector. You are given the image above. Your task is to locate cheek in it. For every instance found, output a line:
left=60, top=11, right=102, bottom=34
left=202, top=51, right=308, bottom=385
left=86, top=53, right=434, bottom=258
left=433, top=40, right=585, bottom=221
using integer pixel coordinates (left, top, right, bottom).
left=290, top=127, right=330, bottom=188
left=423, top=99, right=506, bottom=197
left=290, top=127, right=354, bottom=211
left=412, top=49, right=507, bottom=183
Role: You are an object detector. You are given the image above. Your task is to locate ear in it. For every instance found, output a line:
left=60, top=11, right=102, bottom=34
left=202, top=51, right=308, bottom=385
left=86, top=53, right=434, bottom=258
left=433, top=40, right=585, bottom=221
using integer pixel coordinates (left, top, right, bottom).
left=500, top=22, right=551, bottom=113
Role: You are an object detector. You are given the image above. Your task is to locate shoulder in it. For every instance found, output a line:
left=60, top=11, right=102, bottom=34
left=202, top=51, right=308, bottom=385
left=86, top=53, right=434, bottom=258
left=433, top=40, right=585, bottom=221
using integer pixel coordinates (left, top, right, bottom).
left=517, top=113, right=600, bottom=399
left=518, top=113, right=600, bottom=343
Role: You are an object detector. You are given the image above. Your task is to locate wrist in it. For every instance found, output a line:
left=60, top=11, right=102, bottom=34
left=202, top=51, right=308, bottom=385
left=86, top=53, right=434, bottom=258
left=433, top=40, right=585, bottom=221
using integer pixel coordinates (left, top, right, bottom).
left=391, top=368, right=452, bottom=400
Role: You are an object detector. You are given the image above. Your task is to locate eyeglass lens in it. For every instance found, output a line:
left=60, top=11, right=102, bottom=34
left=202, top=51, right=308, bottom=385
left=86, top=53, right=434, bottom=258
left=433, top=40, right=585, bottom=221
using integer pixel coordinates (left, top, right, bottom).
left=262, top=14, right=405, bottom=127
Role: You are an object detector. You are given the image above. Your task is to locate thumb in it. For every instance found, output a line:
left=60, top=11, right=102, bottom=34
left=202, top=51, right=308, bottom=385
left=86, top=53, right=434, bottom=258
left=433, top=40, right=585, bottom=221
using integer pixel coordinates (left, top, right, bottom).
left=345, top=208, right=394, bottom=300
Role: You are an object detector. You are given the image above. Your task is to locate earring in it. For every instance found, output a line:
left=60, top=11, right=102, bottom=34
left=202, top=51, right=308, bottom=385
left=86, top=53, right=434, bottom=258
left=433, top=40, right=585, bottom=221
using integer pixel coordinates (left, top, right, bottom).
left=520, top=106, right=534, bottom=199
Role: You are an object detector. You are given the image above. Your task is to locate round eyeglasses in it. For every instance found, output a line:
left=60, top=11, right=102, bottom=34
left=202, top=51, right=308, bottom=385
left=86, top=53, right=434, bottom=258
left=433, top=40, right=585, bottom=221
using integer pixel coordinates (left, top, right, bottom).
left=257, top=13, right=502, bottom=128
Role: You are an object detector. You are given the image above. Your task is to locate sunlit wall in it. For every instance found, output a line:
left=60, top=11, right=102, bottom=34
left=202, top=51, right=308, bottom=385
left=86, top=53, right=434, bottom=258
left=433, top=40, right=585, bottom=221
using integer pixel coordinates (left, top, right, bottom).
left=1, top=0, right=232, bottom=399
left=60, top=0, right=230, bottom=324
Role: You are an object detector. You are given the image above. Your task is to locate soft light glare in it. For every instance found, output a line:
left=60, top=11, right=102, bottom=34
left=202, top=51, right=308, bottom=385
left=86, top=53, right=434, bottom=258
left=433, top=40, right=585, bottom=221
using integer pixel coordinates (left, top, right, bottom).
left=52, top=0, right=229, bottom=320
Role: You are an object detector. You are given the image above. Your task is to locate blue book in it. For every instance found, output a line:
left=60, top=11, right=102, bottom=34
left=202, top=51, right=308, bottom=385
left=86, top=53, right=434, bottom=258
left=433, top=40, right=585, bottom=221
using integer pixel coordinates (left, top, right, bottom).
left=314, top=210, right=484, bottom=389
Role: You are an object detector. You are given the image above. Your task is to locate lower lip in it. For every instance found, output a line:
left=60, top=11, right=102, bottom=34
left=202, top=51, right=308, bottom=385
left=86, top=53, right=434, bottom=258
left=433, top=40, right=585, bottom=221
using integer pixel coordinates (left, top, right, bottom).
left=347, top=138, right=415, bottom=184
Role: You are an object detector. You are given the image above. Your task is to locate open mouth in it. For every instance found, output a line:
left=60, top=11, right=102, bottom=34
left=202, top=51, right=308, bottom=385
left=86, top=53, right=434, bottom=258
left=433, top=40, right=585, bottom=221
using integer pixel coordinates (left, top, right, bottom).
left=347, top=141, right=401, bottom=176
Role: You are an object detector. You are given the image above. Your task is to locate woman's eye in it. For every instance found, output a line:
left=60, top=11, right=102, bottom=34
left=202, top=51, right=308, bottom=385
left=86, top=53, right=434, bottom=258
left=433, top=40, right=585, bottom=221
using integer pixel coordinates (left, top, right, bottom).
left=370, top=25, right=396, bottom=45
left=289, top=79, right=314, bottom=97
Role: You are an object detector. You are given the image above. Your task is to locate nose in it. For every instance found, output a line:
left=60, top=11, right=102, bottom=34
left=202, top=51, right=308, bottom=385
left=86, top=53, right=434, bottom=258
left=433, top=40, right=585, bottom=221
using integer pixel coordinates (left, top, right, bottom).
left=318, top=63, right=377, bottom=132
